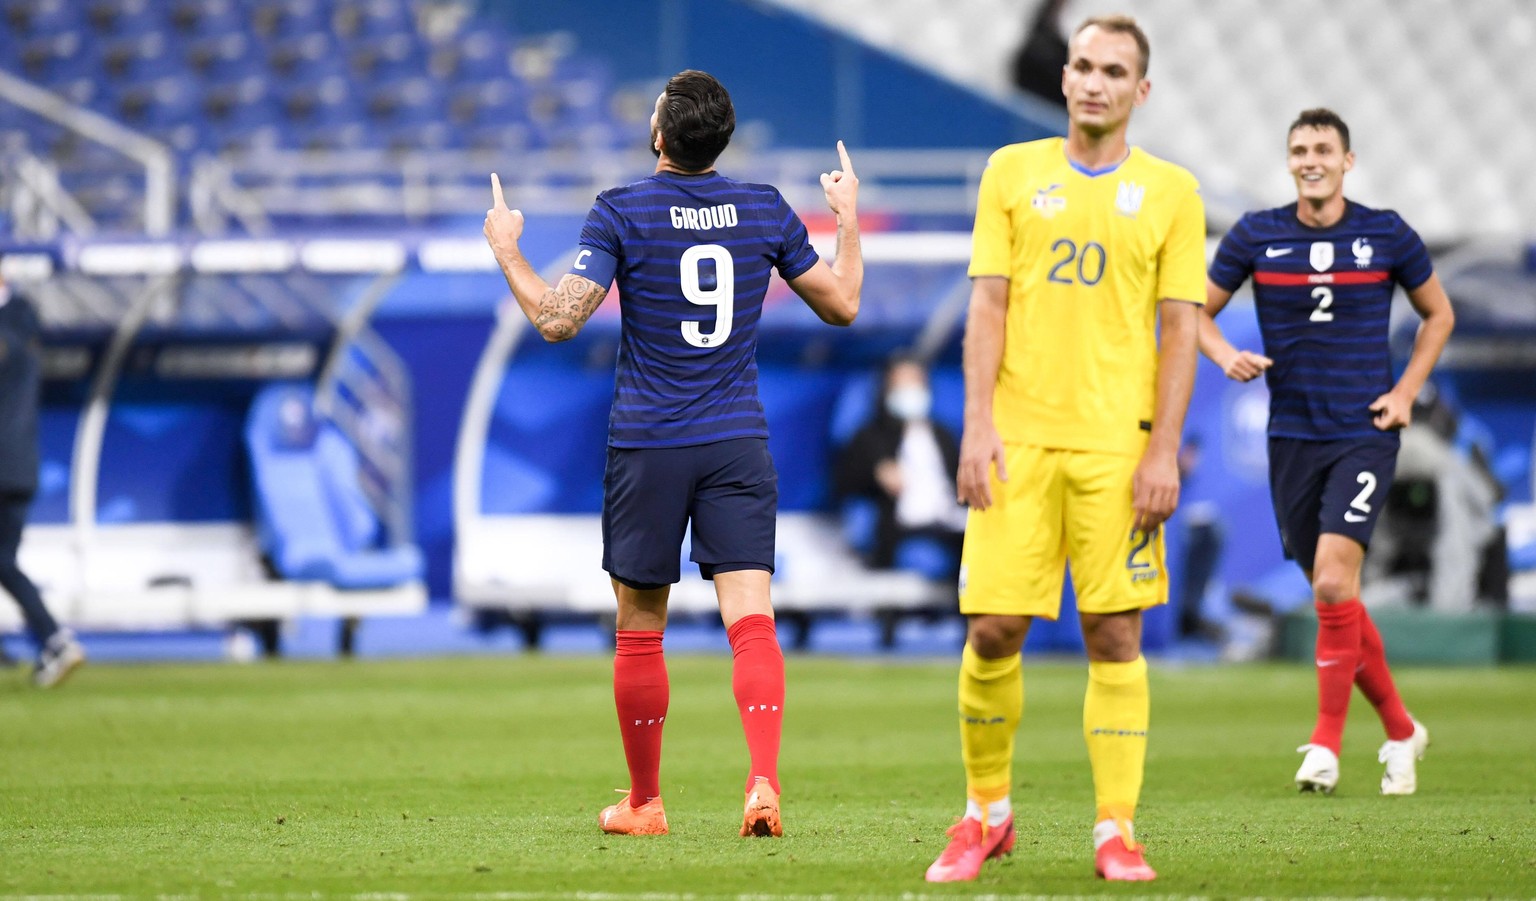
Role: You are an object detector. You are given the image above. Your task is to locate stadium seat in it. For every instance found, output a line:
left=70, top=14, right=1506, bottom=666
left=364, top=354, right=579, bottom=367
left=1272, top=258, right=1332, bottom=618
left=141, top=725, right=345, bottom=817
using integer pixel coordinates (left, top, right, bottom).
left=167, top=0, right=243, bottom=36
left=2, top=0, right=84, bottom=37
left=349, top=32, right=426, bottom=81
left=85, top=0, right=162, bottom=36
left=249, top=0, right=328, bottom=39
left=267, top=32, right=343, bottom=80
left=339, top=0, right=413, bottom=38
left=246, top=383, right=423, bottom=590
left=185, top=33, right=260, bottom=81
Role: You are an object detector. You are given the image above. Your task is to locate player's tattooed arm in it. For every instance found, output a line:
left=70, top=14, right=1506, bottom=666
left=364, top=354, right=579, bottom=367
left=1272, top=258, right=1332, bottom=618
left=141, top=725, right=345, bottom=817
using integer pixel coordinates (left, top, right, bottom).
left=532, top=274, right=608, bottom=342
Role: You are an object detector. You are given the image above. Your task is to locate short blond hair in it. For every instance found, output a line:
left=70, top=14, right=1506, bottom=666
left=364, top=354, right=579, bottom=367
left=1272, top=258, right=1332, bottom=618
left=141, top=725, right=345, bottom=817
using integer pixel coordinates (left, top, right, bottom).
left=1072, top=15, right=1150, bottom=77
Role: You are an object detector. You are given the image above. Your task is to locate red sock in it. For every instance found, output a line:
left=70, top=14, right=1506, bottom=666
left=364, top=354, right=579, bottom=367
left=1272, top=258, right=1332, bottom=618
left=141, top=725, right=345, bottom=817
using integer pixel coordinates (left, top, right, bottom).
left=614, top=630, right=668, bottom=806
left=1310, top=599, right=1362, bottom=754
left=727, top=614, right=784, bottom=795
left=1355, top=605, right=1414, bottom=740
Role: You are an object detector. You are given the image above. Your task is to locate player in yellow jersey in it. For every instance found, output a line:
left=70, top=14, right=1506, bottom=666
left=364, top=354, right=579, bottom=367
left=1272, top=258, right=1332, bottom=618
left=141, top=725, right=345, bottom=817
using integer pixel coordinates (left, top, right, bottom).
left=924, top=15, right=1204, bottom=884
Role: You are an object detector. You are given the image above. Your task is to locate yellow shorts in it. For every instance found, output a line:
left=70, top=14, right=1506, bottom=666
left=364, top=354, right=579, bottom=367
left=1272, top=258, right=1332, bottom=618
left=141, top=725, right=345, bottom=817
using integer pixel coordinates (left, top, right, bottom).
left=958, top=444, right=1167, bottom=619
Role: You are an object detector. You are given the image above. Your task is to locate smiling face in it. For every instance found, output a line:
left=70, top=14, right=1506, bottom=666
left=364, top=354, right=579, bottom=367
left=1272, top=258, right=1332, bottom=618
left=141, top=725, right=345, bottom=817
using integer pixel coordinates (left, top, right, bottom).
left=1061, top=24, right=1149, bottom=138
left=1287, top=124, right=1354, bottom=205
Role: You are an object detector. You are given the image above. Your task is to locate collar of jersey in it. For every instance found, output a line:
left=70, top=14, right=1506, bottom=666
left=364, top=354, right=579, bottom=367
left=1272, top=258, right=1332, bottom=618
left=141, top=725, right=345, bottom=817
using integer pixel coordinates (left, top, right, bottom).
left=653, top=169, right=717, bottom=181
left=1064, top=145, right=1132, bottom=177
left=1288, top=199, right=1357, bottom=232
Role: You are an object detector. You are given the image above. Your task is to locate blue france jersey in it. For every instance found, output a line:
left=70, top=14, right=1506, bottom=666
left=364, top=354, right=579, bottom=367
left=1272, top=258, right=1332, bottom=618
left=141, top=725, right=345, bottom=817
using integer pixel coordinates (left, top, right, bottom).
left=1209, top=201, right=1434, bottom=442
left=571, top=170, right=820, bottom=449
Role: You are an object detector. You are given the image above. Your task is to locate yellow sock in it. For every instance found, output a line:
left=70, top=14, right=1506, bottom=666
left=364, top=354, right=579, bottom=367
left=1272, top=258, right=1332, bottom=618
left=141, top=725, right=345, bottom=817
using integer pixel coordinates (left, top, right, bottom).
left=1084, top=655, right=1149, bottom=824
left=959, top=643, right=1022, bottom=804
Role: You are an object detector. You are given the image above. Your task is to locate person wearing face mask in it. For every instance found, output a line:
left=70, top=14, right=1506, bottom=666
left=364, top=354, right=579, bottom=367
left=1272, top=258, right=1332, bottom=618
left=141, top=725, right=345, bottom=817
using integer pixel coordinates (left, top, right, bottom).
left=834, top=353, right=966, bottom=576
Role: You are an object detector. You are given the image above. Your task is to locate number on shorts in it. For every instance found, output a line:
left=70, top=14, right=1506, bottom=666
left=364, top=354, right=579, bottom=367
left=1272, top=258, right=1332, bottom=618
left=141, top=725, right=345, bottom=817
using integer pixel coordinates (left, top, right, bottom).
left=680, top=244, right=735, bottom=348
left=1125, top=528, right=1154, bottom=571
left=1350, top=471, right=1377, bottom=515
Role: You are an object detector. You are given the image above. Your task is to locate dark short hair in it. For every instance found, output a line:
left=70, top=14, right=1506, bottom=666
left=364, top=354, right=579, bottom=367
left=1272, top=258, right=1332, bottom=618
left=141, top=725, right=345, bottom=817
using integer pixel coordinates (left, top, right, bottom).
left=882, top=350, right=928, bottom=390
left=1288, top=108, right=1351, bottom=152
left=1073, top=15, right=1150, bottom=77
left=658, top=70, right=735, bottom=171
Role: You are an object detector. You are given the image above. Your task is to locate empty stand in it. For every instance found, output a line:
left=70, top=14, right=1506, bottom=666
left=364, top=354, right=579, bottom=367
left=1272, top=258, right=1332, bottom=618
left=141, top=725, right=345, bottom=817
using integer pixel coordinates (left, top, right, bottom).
left=764, top=0, right=1536, bottom=242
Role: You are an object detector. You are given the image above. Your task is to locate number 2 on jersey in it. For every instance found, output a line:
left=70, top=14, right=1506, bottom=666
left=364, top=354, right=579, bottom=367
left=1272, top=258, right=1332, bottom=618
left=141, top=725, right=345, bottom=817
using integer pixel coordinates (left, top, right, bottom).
left=680, top=244, right=735, bottom=348
left=1309, top=285, right=1335, bottom=322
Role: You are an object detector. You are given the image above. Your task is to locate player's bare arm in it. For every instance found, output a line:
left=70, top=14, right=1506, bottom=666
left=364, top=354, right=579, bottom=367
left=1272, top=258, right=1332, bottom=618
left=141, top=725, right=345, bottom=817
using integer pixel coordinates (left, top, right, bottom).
left=1133, top=298, right=1198, bottom=532
left=1369, top=272, right=1455, bottom=431
left=1198, top=279, right=1273, bottom=382
left=787, top=141, right=862, bottom=325
left=956, top=276, right=1009, bottom=510
left=484, top=173, right=609, bottom=342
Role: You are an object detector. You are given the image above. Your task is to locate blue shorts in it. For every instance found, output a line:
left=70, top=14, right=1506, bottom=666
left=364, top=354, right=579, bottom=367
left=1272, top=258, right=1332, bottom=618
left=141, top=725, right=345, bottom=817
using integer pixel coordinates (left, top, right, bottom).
left=602, top=438, right=778, bottom=589
left=1268, top=436, right=1399, bottom=571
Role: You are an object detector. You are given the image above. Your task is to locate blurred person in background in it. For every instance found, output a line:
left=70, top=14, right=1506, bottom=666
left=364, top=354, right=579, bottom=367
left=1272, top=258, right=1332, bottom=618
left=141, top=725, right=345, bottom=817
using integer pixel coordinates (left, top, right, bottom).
left=833, top=352, right=966, bottom=648
left=484, top=70, right=862, bottom=840
left=930, top=15, right=1203, bottom=884
left=834, top=352, right=965, bottom=573
left=0, top=266, right=86, bottom=688
left=1199, top=108, right=1454, bottom=796
left=1011, top=0, right=1071, bottom=110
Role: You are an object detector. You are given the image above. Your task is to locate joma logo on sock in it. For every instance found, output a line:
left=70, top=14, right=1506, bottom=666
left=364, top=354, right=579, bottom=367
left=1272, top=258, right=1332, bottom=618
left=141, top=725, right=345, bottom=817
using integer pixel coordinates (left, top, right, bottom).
left=632, top=716, right=666, bottom=726
left=1089, top=727, right=1147, bottom=737
left=746, top=705, right=780, bottom=713
left=961, top=715, right=1007, bottom=725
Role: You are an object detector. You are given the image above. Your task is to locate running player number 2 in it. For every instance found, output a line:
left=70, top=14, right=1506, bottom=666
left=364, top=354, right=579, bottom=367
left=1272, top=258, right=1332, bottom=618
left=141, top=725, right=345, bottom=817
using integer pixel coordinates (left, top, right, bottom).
left=680, top=244, right=735, bottom=348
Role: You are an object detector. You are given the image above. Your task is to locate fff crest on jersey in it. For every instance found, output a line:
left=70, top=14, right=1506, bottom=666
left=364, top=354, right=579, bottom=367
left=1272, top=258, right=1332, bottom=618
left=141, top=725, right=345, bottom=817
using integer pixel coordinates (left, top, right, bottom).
left=1352, top=237, right=1373, bottom=268
left=1032, top=184, right=1066, bottom=218
left=1115, top=181, right=1145, bottom=217
left=1309, top=241, right=1335, bottom=272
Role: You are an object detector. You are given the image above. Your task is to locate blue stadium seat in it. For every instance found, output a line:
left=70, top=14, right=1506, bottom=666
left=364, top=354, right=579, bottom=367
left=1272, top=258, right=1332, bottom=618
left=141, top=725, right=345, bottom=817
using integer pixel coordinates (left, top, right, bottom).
left=84, top=0, right=163, bottom=36
left=111, top=77, right=199, bottom=132
left=99, top=32, right=182, bottom=82
left=366, top=77, right=444, bottom=126
left=3, top=0, right=85, bottom=36
left=12, top=33, right=92, bottom=83
left=447, top=78, right=527, bottom=127
left=340, top=0, right=413, bottom=37
left=433, top=30, right=510, bottom=82
left=250, top=0, right=328, bottom=39
left=246, top=383, right=423, bottom=590
left=349, top=32, right=426, bottom=81
left=279, top=75, right=364, bottom=128
left=168, top=0, right=243, bottom=37
left=266, top=32, right=344, bottom=80
left=464, top=121, right=537, bottom=154
left=186, top=33, right=260, bottom=81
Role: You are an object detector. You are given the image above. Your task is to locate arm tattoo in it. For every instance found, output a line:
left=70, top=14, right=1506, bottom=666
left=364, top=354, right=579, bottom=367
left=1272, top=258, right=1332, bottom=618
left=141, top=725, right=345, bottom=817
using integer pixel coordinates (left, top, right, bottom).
left=534, top=275, right=606, bottom=340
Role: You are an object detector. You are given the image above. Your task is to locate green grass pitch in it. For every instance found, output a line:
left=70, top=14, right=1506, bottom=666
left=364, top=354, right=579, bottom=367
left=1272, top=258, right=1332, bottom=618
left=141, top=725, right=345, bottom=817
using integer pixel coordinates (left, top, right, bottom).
left=2, top=654, right=1533, bottom=899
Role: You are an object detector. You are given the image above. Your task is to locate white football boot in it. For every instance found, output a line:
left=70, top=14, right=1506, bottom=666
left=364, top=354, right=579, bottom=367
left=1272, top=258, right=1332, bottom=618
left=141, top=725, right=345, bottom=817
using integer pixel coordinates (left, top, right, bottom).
left=1378, top=718, right=1429, bottom=796
left=1294, top=743, right=1340, bottom=793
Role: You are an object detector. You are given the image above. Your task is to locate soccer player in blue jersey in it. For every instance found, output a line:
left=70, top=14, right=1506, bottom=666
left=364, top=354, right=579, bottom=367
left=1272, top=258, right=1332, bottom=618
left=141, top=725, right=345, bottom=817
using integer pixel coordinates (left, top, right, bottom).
left=1200, top=108, right=1454, bottom=796
left=483, top=70, right=862, bottom=838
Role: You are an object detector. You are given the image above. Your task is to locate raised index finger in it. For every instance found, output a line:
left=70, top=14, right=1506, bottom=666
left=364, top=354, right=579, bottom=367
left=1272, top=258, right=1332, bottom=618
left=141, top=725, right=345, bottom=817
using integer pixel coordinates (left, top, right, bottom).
left=490, top=173, right=506, bottom=209
left=836, top=140, right=854, bottom=175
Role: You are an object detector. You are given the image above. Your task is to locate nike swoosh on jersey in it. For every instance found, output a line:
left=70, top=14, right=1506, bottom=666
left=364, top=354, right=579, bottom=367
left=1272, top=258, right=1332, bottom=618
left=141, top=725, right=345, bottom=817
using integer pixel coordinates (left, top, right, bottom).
left=1265, top=246, right=1293, bottom=257
left=1316, top=659, right=1342, bottom=667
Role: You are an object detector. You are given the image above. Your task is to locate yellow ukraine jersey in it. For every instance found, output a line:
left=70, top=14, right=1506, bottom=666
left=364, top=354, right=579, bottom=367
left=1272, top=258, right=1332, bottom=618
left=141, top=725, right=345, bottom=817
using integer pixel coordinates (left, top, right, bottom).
left=969, top=137, right=1206, bottom=456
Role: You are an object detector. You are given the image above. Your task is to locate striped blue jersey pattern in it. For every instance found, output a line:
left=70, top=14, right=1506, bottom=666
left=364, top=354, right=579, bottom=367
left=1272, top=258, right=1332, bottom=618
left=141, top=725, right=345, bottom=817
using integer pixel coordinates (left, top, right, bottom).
left=578, top=170, right=819, bottom=449
left=1209, top=201, right=1434, bottom=442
